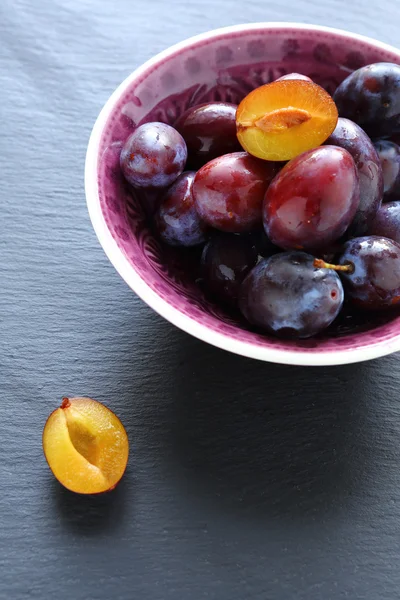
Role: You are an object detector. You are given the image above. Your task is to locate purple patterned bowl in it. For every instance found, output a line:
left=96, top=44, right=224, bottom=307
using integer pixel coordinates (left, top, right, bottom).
left=85, top=23, right=400, bottom=366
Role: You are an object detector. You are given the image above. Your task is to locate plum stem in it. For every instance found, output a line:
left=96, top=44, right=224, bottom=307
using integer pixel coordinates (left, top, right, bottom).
left=314, top=258, right=354, bottom=273
left=61, top=397, right=71, bottom=409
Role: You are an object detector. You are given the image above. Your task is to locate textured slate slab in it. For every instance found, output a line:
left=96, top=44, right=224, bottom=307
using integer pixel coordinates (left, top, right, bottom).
left=2, top=1, right=400, bottom=599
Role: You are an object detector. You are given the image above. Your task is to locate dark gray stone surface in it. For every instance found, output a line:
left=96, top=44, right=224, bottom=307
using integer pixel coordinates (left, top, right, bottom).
left=2, top=1, right=400, bottom=599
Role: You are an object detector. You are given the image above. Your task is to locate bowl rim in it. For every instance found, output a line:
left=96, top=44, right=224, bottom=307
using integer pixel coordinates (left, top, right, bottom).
left=85, top=21, right=400, bottom=366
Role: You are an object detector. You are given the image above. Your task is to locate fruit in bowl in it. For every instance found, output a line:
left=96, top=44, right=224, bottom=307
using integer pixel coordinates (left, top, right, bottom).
left=114, top=70, right=400, bottom=340
left=86, top=24, right=400, bottom=365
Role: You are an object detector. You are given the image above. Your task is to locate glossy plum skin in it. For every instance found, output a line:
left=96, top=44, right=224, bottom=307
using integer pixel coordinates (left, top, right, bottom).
left=333, top=63, right=400, bottom=139
left=193, top=152, right=278, bottom=233
left=263, top=146, right=360, bottom=251
left=338, top=236, right=400, bottom=310
left=155, top=172, right=207, bottom=247
left=239, top=252, right=344, bottom=339
left=174, top=102, right=241, bottom=167
left=369, top=202, right=400, bottom=243
left=120, top=122, right=187, bottom=188
left=201, top=233, right=258, bottom=305
left=326, top=118, right=383, bottom=235
left=373, top=140, right=400, bottom=200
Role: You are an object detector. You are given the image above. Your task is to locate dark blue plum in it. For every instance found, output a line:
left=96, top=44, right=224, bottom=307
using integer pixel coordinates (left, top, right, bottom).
left=201, top=233, right=258, bottom=305
left=369, top=202, right=400, bottom=243
left=120, top=122, right=187, bottom=188
left=174, top=102, right=241, bottom=167
left=373, top=140, right=400, bottom=200
left=155, top=172, right=207, bottom=247
left=338, top=236, right=400, bottom=310
left=239, top=252, right=344, bottom=339
left=334, top=63, right=400, bottom=139
left=247, top=230, right=279, bottom=258
left=326, top=118, right=383, bottom=235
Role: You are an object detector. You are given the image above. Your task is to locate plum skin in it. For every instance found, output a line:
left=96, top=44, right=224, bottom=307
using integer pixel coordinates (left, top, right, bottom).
left=369, top=202, right=400, bottom=244
left=120, top=122, right=187, bottom=188
left=174, top=102, right=241, bottom=167
left=239, top=251, right=344, bottom=339
left=326, top=117, right=383, bottom=235
left=200, top=233, right=258, bottom=305
left=155, top=172, right=207, bottom=247
left=263, top=146, right=360, bottom=251
left=338, top=236, right=400, bottom=310
left=193, top=152, right=278, bottom=233
left=334, top=62, right=400, bottom=139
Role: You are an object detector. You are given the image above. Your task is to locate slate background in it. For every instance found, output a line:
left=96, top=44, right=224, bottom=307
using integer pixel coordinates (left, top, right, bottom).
left=2, top=1, right=400, bottom=599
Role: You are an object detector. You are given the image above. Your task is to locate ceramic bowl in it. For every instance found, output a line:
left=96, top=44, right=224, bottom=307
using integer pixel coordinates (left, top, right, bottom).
left=85, top=22, right=400, bottom=366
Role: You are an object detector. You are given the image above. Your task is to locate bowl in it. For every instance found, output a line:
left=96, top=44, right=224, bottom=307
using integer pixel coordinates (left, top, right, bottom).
left=85, top=22, right=400, bottom=366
